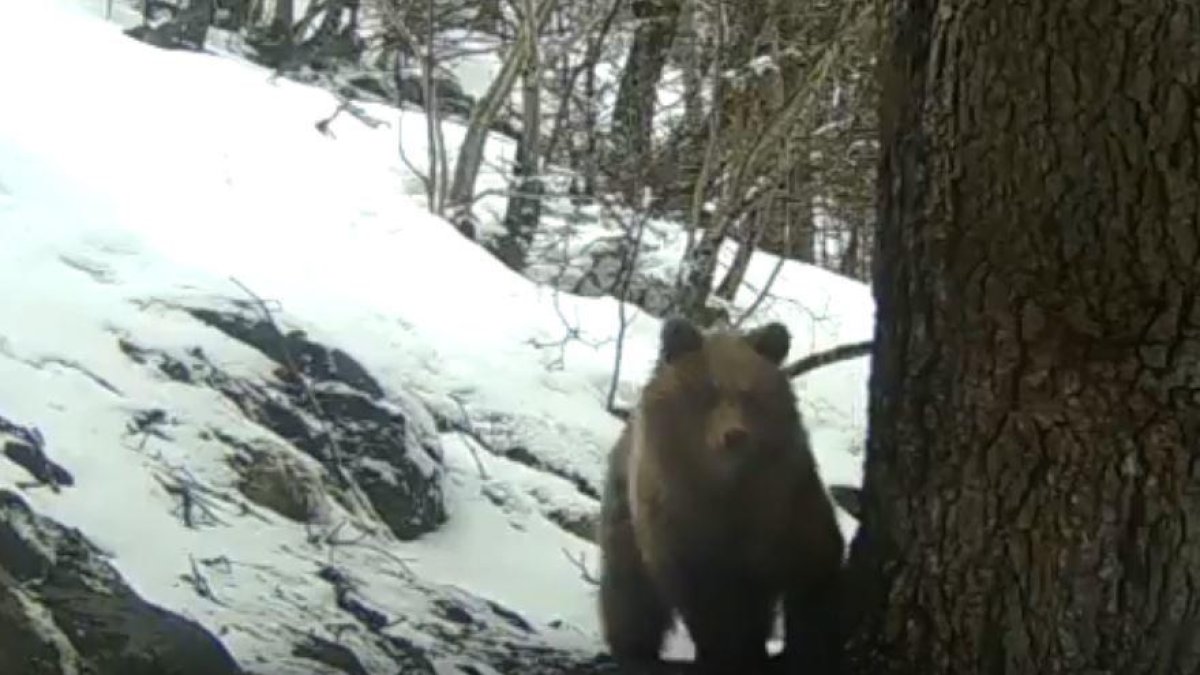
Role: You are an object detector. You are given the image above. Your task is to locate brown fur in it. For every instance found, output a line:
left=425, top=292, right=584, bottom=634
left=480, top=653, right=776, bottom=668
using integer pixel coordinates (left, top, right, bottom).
left=597, top=318, right=844, bottom=675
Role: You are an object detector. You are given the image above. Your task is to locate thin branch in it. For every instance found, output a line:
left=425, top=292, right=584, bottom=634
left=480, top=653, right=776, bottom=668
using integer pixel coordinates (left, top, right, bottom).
left=155, top=469, right=229, bottom=528
left=563, top=547, right=599, bottom=586
left=782, top=340, right=873, bottom=379
left=315, top=95, right=389, bottom=137
left=733, top=174, right=793, bottom=328
left=447, top=394, right=491, bottom=479
left=182, top=554, right=227, bottom=606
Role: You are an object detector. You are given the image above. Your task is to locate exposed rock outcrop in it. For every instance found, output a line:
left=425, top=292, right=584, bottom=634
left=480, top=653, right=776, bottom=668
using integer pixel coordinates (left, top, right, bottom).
left=0, top=489, right=243, bottom=675
left=118, top=304, right=447, bottom=540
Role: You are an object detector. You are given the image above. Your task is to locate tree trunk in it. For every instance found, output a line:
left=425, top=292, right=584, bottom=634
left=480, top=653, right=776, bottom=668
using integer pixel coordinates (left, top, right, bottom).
left=271, top=0, right=294, bottom=40
left=607, top=0, right=682, bottom=202
left=446, top=0, right=555, bottom=214
left=471, top=0, right=503, bottom=32
left=495, top=1, right=544, bottom=271
left=845, top=2, right=1200, bottom=674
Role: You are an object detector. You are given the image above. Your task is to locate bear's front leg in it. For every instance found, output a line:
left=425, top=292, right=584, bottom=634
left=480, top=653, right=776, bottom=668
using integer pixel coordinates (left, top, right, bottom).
left=598, top=506, right=672, bottom=666
left=671, top=569, right=775, bottom=675
left=781, top=571, right=843, bottom=675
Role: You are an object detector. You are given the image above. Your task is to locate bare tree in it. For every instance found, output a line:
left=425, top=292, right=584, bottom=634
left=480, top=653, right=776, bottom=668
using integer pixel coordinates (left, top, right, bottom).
left=670, top=0, right=872, bottom=323
left=445, top=0, right=557, bottom=218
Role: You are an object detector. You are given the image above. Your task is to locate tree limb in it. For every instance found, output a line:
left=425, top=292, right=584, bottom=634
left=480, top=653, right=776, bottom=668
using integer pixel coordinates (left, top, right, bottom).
left=783, top=340, right=872, bottom=378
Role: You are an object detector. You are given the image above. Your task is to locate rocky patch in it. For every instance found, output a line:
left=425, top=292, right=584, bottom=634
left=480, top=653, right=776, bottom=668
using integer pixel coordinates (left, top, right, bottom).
left=0, top=417, right=73, bottom=492
left=0, top=489, right=243, bottom=675
left=117, top=304, right=447, bottom=540
left=221, top=431, right=326, bottom=523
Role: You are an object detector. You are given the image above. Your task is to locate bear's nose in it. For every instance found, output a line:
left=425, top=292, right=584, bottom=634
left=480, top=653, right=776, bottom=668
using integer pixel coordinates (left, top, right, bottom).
left=723, top=428, right=749, bottom=450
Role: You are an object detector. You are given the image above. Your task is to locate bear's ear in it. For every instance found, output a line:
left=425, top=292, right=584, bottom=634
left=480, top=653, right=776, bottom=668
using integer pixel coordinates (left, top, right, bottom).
left=659, top=316, right=704, bottom=364
left=745, top=322, right=790, bottom=365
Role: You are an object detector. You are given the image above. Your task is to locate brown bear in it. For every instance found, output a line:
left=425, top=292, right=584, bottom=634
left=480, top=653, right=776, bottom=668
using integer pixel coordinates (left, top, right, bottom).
left=597, top=317, right=844, bottom=675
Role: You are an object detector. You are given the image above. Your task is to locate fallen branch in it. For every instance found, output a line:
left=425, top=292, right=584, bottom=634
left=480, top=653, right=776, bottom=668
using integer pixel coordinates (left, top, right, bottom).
left=181, top=554, right=227, bottom=606
left=155, top=468, right=229, bottom=529
left=446, top=394, right=490, bottom=480
left=782, top=340, right=873, bottom=379
left=315, top=96, right=388, bottom=137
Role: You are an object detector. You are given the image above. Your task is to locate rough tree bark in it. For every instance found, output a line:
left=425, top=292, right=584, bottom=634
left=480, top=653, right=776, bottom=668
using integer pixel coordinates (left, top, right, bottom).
left=607, top=0, right=683, bottom=202
left=846, top=2, right=1200, bottom=675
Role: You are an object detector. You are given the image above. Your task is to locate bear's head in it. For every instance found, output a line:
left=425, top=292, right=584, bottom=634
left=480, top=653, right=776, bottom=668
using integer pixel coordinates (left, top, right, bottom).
left=640, top=317, right=801, bottom=481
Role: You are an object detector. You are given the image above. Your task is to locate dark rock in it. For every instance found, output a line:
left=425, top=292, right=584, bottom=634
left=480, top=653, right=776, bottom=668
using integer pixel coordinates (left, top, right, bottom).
left=0, top=567, right=79, bottom=675
left=381, top=634, right=437, bottom=674
left=129, top=408, right=170, bottom=433
left=504, top=445, right=599, bottom=500
left=187, top=309, right=384, bottom=398
left=120, top=339, right=195, bottom=383
left=124, top=0, right=210, bottom=52
left=317, top=565, right=390, bottom=633
left=0, top=490, right=243, bottom=675
left=546, top=507, right=598, bottom=543
left=0, top=414, right=46, bottom=448
left=394, top=70, right=475, bottom=121
left=0, top=416, right=73, bottom=490
left=221, top=377, right=444, bottom=540
left=118, top=308, right=447, bottom=541
left=293, top=635, right=369, bottom=675
left=434, top=598, right=476, bottom=627
left=486, top=599, right=533, bottom=634
left=3, top=441, right=74, bottom=489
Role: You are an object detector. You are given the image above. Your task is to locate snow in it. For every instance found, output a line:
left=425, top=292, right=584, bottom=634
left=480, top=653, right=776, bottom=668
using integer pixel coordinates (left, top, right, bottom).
left=0, top=0, right=873, bottom=670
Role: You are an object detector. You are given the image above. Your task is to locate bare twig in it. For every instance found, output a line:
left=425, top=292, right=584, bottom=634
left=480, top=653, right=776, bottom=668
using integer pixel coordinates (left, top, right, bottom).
left=181, top=554, right=227, bottom=605
left=526, top=289, right=614, bottom=370
left=563, top=547, right=599, bottom=585
left=733, top=191, right=790, bottom=329
left=315, top=96, right=389, bottom=137
left=395, top=104, right=433, bottom=197
left=155, top=469, right=229, bottom=528
left=325, top=521, right=416, bottom=575
left=447, top=394, right=490, bottom=479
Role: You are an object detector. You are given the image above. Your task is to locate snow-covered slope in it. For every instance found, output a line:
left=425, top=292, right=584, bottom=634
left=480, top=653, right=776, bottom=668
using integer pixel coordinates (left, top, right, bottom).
left=0, top=0, right=874, bottom=672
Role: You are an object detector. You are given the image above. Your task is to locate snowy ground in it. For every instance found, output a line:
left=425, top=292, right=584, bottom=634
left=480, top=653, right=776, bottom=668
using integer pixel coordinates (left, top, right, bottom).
left=0, top=0, right=873, bottom=671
